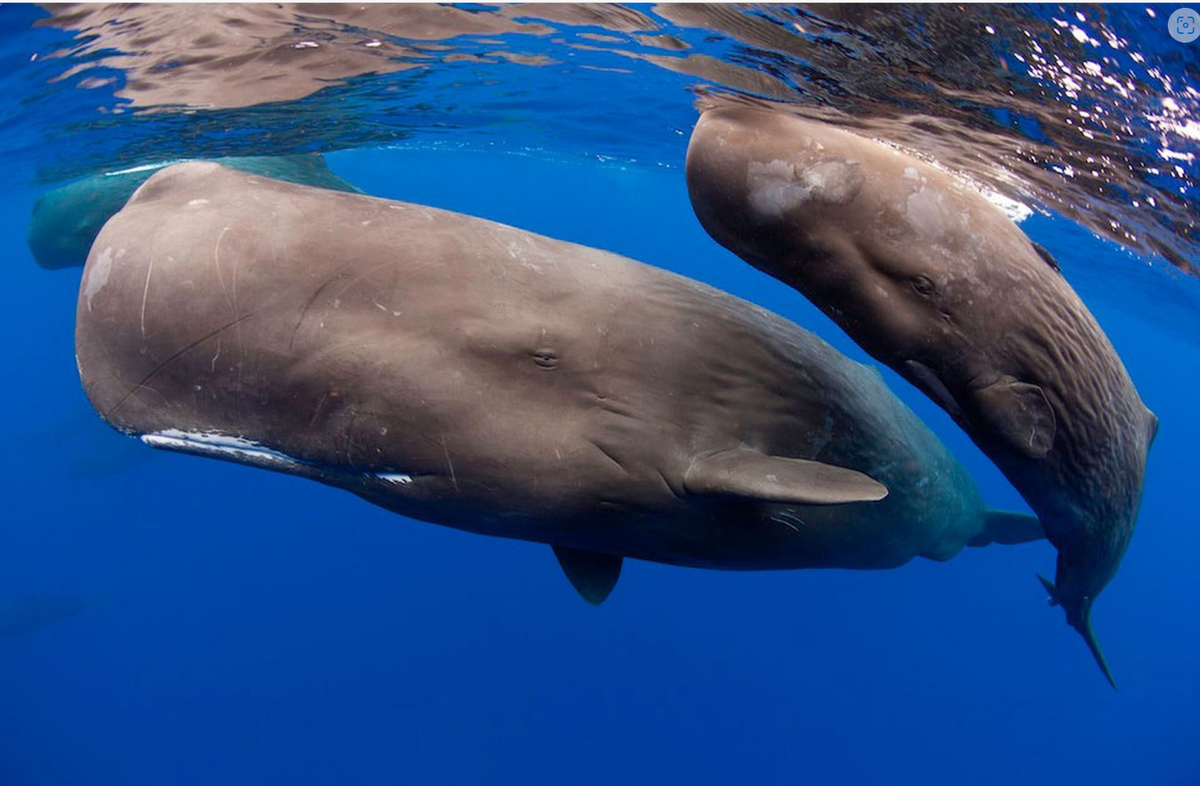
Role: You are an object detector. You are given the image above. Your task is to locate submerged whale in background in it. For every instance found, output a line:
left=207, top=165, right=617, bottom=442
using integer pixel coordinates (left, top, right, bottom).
left=28, top=153, right=361, bottom=270
left=75, top=162, right=1042, bottom=607
left=685, top=106, right=1156, bottom=687
left=0, top=594, right=84, bottom=641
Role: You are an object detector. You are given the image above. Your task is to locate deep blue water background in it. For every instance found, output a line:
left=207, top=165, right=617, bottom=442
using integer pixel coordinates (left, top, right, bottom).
left=2, top=146, right=1198, bottom=786
left=2, top=4, right=1199, bottom=785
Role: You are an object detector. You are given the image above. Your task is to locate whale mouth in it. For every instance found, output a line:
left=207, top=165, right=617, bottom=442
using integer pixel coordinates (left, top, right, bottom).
left=142, top=429, right=309, bottom=473
left=373, top=472, right=414, bottom=484
left=140, top=429, right=416, bottom=485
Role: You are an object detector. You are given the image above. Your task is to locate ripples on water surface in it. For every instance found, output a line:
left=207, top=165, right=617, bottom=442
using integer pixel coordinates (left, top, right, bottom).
left=3, top=4, right=1198, bottom=280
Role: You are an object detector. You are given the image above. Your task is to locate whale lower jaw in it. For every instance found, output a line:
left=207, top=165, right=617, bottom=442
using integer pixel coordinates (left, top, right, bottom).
left=141, top=429, right=308, bottom=472
left=139, top=429, right=414, bottom=485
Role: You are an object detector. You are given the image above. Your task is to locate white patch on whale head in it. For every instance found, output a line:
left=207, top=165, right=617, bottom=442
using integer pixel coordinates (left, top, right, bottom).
left=747, top=158, right=862, bottom=220
left=187, top=198, right=209, bottom=207
left=747, top=160, right=810, bottom=219
left=904, top=186, right=946, bottom=238
left=83, top=247, right=114, bottom=312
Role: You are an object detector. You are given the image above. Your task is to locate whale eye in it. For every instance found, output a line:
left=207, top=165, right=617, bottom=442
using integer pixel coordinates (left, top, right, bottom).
left=532, top=348, right=559, bottom=370
left=910, top=275, right=936, bottom=297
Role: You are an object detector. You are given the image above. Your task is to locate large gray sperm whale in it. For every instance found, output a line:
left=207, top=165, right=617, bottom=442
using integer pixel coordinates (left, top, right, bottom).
left=685, top=107, right=1156, bottom=686
left=75, top=162, right=1040, bottom=608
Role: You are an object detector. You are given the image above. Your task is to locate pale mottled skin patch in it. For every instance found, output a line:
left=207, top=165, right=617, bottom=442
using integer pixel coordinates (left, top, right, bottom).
left=746, top=158, right=863, bottom=220
left=82, top=246, right=124, bottom=312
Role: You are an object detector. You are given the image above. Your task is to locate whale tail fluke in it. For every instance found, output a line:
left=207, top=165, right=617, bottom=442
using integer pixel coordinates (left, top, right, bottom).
left=1079, top=614, right=1118, bottom=691
left=967, top=510, right=1045, bottom=547
left=1037, top=573, right=1118, bottom=690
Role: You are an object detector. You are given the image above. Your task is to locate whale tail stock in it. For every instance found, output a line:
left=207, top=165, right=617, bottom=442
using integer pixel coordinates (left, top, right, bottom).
left=966, top=510, right=1045, bottom=547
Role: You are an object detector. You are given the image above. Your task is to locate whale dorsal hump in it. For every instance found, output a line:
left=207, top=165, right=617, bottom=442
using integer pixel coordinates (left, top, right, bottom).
left=683, top=449, right=888, bottom=505
left=971, top=377, right=1056, bottom=458
left=553, top=546, right=623, bottom=605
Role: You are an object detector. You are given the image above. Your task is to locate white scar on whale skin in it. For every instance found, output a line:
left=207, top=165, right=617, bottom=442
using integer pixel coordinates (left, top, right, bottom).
left=140, top=255, right=157, bottom=338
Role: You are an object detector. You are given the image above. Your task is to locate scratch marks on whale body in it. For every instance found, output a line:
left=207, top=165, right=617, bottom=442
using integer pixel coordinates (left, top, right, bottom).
left=140, top=254, right=156, bottom=338
left=104, top=308, right=266, bottom=419
left=442, top=435, right=460, bottom=494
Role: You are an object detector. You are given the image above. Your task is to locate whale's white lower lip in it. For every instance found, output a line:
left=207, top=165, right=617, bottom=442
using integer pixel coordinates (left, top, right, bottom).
left=141, top=429, right=306, bottom=472
left=139, top=429, right=416, bottom=485
left=374, top=473, right=414, bottom=484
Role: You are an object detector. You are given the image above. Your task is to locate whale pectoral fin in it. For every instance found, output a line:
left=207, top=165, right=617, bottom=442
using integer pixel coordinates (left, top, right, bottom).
left=967, top=510, right=1046, bottom=547
left=553, top=546, right=622, bottom=605
left=684, top=449, right=888, bottom=505
left=971, top=379, right=1056, bottom=458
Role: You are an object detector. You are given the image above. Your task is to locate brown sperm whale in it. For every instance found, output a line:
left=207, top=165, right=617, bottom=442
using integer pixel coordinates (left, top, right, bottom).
left=75, top=162, right=1041, bottom=609
left=685, top=106, right=1157, bottom=687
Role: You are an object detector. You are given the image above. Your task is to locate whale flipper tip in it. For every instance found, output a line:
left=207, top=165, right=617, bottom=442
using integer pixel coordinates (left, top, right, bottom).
left=684, top=449, right=888, bottom=505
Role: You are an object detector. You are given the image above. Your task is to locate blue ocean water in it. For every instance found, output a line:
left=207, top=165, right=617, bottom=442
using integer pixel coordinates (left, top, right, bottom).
left=1, top=4, right=1198, bottom=785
